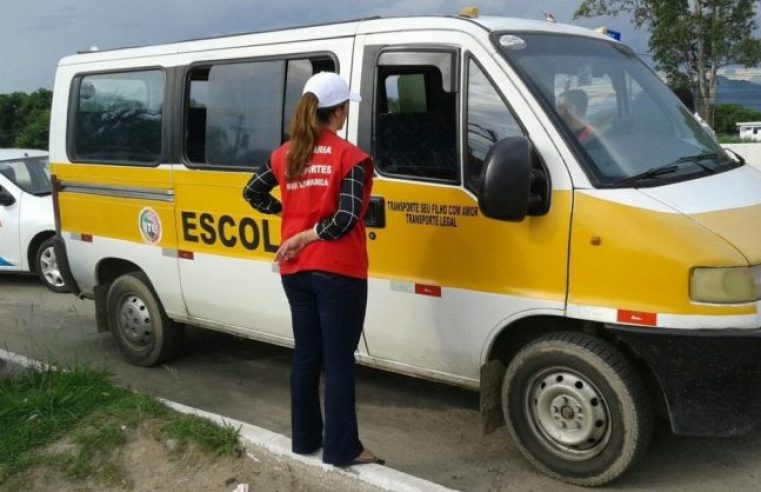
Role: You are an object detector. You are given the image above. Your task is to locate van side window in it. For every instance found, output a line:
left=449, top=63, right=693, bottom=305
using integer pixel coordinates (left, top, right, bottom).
left=185, top=57, right=335, bottom=169
left=374, top=59, right=458, bottom=182
left=283, top=58, right=335, bottom=139
left=187, top=60, right=284, bottom=168
left=73, top=70, right=165, bottom=165
left=466, top=59, right=525, bottom=193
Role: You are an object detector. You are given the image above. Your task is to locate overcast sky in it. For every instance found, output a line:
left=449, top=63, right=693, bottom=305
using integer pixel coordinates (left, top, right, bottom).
left=1, top=0, right=754, bottom=94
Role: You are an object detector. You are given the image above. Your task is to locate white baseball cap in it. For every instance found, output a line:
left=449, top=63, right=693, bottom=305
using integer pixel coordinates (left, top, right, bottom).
left=303, top=72, right=361, bottom=108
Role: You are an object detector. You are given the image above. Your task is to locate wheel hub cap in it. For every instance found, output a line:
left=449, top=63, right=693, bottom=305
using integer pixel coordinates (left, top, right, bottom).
left=528, top=369, right=611, bottom=460
left=40, top=246, right=65, bottom=288
left=119, top=295, right=153, bottom=348
left=560, top=403, right=575, bottom=420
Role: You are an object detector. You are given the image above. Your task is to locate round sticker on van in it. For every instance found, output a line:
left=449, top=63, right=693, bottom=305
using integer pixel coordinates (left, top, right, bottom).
left=138, top=207, right=162, bottom=245
left=499, top=35, right=527, bottom=50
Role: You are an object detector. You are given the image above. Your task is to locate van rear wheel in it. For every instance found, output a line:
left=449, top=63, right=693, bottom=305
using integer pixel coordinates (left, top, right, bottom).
left=106, top=272, right=183, bottom=366
left=502, top=332, right=652, bottom=486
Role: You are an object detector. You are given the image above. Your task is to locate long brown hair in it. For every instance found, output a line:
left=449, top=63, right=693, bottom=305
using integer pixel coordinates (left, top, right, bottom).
left=286, top=93, right=343, bottom=180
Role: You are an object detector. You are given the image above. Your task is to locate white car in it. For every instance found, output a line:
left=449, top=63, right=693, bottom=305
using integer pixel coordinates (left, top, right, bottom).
left=0, top=149, right=68, bottom=292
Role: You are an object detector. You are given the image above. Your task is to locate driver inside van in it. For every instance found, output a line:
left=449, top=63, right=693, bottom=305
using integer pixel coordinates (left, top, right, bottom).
left=557, top=89, right=595, bottom=144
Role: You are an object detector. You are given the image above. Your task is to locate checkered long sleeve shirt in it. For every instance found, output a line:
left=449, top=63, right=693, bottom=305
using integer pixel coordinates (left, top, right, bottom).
left=243, top=160, right=365, bottom=241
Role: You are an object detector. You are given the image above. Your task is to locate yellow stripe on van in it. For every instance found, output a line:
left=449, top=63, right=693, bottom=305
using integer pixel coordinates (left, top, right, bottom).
left=53, top=163, right=573, bottom=300
left=51, top=162, right=760, bottom=317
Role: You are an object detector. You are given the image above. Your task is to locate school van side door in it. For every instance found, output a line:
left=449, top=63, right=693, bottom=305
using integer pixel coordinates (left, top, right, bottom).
left=173, top=38, right=361, bottom=345
left=351, top=30, right=574, bottom=384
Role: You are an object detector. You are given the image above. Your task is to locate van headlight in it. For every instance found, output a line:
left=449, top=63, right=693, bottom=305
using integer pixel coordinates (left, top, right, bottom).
left=690, top=266, right=760, bottom=303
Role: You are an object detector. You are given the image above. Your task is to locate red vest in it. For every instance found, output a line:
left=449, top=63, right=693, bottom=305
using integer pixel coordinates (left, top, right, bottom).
left=270, top=129, right=374, bottom=279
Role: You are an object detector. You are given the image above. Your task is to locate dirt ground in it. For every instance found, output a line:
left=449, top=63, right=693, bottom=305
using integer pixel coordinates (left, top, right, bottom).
left=5, top=421, right=380, bottom=492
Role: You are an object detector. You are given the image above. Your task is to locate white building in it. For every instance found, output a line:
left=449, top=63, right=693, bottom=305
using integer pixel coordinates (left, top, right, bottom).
left=737, top=121, right=761, bottom=141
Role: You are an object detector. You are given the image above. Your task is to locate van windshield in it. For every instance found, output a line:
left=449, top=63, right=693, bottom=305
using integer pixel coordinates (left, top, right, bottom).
left=496, top=33, right=739, bottom=188
left=0, top=156, right=51, bottom=195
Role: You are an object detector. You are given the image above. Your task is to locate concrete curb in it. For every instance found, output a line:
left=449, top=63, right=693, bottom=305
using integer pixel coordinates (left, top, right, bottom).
left=0, top=349, right=457, bottom=492
left=162, top=399, right=456, bottom=492
left=0, top=348, right=54, bottom=372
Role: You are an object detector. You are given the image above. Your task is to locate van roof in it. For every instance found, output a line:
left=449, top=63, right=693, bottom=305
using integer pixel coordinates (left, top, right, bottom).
left=59, top=15, right=609, bottom=66
left=469, top=15, right=609, bottom=38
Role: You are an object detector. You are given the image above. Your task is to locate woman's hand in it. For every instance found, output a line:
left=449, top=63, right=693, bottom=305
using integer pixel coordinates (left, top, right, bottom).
left=274, top=228, right=319, bottom=263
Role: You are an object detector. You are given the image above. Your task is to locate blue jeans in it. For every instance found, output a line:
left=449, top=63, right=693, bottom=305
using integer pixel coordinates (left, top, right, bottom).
left=281, top=271, right=367, bottom=465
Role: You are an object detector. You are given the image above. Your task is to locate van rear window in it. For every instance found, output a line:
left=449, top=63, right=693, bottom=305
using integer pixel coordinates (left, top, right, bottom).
left=72, top=70, right=165, bottom=165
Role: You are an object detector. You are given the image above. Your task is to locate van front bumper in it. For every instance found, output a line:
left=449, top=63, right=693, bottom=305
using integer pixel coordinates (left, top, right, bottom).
left=610, top=325, right=761, bottom=436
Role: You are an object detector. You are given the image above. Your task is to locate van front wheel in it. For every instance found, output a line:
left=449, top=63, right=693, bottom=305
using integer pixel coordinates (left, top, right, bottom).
left=106, top=272, right=183, bottom=367
left=502, top=332, right=652, bottom=486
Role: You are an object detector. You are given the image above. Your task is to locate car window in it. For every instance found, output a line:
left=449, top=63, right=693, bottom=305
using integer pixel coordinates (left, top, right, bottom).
left=501, top=33, right=729, bottom=187
left=0, top=157, right=50, bottom=195
left=373, top=56, right=459, bottom=182
left=466, top=58, right=525, bottom=192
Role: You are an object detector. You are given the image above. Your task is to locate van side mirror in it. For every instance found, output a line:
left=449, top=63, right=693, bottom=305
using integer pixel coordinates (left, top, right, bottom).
left=0, top=187, right=15, bottom=206
left=477, top=137, right=551, bottom=222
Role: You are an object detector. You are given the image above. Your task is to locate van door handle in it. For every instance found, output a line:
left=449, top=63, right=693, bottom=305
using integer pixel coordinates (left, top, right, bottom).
left=365, top=196, right=385, bottom=228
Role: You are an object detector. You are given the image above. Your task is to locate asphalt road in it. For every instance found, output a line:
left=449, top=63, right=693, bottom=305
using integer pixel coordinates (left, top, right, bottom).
left=2, top=273, right=761, bottom=491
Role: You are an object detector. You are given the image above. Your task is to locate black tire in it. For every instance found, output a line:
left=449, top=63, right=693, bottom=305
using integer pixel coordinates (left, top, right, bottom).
left=106, top=272, right=183, bottom=366
left=35, top=237, right=70, bottom=293
left=502, top=332, right=652, bottom=486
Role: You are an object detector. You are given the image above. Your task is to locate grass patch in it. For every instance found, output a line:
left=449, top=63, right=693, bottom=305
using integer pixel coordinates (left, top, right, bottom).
left=718, top=134, right=758, bottom=144
left=0, top=365, right=240, bottom=487
left=0, top=366, right=117, bottom=480
left=61, top=422, right=128, bottom=481
left=162, top=414, right=241, bottom=457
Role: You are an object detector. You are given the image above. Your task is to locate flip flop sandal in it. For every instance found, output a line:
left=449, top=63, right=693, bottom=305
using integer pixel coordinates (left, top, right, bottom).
left=339, top=456, right=386, bottom=467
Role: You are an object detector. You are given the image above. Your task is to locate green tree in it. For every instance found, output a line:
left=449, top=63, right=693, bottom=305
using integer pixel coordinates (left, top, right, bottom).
left=0, top=89, right=53, bottom=149
left=14, top=110, right=50, bottom=149
left=670, top=80, right=696, bottom=110
left=713, top=103, right=761, bottom=134
left=575, top=0, right=761, bottom=126
left=0, top=92, right=27, bottom=147
left=20, top=88, right=52, bottom=117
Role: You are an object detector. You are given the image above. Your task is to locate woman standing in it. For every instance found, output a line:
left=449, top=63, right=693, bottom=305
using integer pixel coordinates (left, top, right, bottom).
left=243, top=72, right=382, bottom=466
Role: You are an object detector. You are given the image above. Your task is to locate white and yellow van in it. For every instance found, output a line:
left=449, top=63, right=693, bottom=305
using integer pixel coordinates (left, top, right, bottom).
left=49, top=11, right=761, bottom=486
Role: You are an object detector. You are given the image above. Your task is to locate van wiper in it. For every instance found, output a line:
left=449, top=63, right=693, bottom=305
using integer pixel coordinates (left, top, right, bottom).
left=611, top=152, right=724, bottom=188
left=611, top=164, right=680, bottom=188
left=671, top=151, right=721, bottom=172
